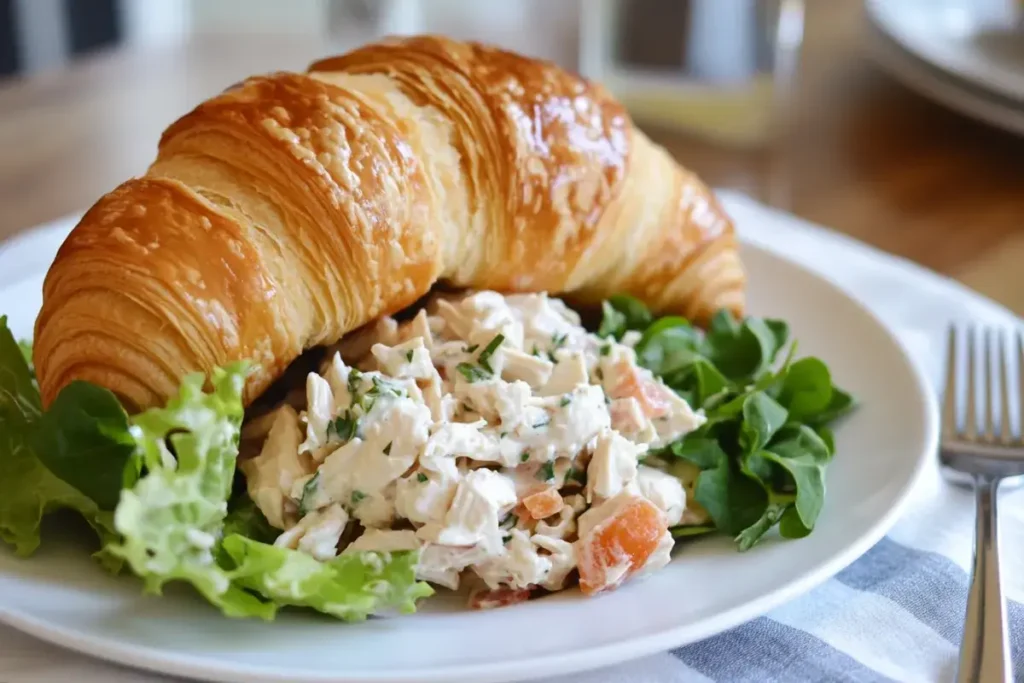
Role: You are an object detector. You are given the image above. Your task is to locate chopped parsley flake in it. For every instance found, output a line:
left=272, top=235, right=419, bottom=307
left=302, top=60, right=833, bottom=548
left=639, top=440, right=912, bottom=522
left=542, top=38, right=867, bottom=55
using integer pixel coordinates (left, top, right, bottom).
left=531, top=344, right=541, bottom=357
left=347, top=368, right=363, bottom=398
left=559, top=395, right=571, bottom=407
left=369, top=375, right=403, bottom=398
left=600, top=344, right=611, bottom=357
left=417, top=472, right=428, bottom=483
left=500, top=431, right=508, bottom=439
left=532, top=414, right=551, bottom=429
left=298, top=472, right=321, bottom=516
left=383, top=442, right=392, bottom=455
left=356, top=374, right=403, bottom=413
left=551, top=332, right=568, bottom=349
left=405, top=349, right=414, bottom=362
left=536, top=461, right=555, bottom=482
left=595, top=367, right=604, bottom=381
left=477, top=333, right=505, bottom=373
left=456, top=362, right=491, bottom=383
left=520, top=450, right=530, bottom=463
left=327, top=410, right=358, bottom=442
left=465, top=344, right=479, bottom=353
left=351, top=490, right=367, bottom=505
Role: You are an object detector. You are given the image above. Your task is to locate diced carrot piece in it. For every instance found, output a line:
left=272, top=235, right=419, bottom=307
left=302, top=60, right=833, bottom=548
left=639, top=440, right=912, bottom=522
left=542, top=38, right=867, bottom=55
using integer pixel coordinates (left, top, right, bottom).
left=521, top=487, right=565, bottom=520
left=577, top=497, right=666, bottom=596
left=469, top=586, right=532, bottom=610
left=611, top=362, right=671, bottom=418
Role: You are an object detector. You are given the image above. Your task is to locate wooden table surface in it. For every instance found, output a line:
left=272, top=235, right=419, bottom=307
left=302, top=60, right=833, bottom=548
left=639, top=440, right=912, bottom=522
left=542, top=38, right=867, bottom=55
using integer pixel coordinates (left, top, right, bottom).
left=0, top=1, right=1022, bottom=313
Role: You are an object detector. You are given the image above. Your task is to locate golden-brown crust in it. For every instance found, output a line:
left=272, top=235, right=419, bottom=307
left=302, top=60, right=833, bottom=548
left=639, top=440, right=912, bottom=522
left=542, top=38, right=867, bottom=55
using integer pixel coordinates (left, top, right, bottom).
left=33, top=34, right=743, bottom=410
left=311, top=37, right=631, bottom=292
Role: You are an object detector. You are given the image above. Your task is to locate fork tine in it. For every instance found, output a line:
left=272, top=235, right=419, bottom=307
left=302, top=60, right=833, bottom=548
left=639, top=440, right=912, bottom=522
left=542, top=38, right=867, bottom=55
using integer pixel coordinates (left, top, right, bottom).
left=999, top=329, right=1013, bottom=443
left=965, top=326, right=978, bottom=440
left=943, top=324, right=959, bottom=437
left=983, top=328, right=996, bottom=441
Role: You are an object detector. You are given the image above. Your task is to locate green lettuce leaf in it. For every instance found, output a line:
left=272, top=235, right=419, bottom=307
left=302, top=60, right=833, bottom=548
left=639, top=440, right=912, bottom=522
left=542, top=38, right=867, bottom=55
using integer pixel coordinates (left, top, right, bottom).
left=17, top=339, right=33, bottom=376
left=105, top=363, right=273, bottom=618
left=222, top=535, right=434, bottom=621
left=223, top=493, right=278, bottom=544
left=0, top=317, right=117, bottom=556
left=33, top=381, right=136, bottom=510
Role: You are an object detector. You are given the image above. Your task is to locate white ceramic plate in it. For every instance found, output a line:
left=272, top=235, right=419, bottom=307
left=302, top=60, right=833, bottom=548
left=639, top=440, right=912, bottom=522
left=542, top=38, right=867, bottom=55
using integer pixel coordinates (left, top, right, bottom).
left=867, top=0, right=1024, bottom=102
left=0, top=214, right=937, bottom=683
left=864, top=19, right=1024, bottom=138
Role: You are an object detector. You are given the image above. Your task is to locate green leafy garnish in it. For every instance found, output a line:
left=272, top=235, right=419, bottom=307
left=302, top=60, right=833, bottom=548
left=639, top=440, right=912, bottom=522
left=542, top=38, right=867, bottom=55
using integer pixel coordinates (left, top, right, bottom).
left=368, top=376, right=402, bottom=399
left=597, top=298, right=856, bottom=550
left=0, top=318, right=438, bottom=622
left=536, top=461, right=555, bottom=482
left=416, top=472, right=428, bottom=483
left=33, top=381, right=137, bottom=510
left=359, top=376, right=403, bottom=413
left=221, top=536, right=433, bottom=621
left=547, top=332, right=569, bottom=362
left=351, top=490, right=366, bottom=505
left=598, top=294, right=652, bottom=339
left=104, top=363, right=274, bottom=617
left=598, top=301, right=627, bottom=339
left=328, top=411, right=358, bottom=443
left=223, top=493, right=278, bottom=544
left=298, top=472, right=322, bottom=516
left=456, top=362, right=490, bottom=383
left=17, top=339, right=33, bottom=375
left=477, top=333, right=505, bottom=373
left=0, top=318, right=118, bottom=557
left=671, top=524, right=715, bottom=539
left=346, top=368, right=363, bottom=398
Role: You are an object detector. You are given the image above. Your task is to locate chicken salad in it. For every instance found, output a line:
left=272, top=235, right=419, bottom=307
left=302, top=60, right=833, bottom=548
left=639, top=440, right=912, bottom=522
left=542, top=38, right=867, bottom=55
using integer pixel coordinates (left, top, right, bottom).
left=0, top=290, right=856, bottom=620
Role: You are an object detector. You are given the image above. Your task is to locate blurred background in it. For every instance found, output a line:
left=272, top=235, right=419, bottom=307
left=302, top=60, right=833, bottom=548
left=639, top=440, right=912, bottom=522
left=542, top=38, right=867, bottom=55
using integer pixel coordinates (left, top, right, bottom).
left=0, top=0, right=1022, bottom=313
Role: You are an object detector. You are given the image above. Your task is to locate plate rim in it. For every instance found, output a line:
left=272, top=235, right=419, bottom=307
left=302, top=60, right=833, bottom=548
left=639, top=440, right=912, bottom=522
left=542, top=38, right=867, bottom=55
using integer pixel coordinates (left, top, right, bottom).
left=864, top=21, right=1024, bottom=138
left=0, top=238, right=939, bottom=683
left=866, top=0, right=1024, bottom=103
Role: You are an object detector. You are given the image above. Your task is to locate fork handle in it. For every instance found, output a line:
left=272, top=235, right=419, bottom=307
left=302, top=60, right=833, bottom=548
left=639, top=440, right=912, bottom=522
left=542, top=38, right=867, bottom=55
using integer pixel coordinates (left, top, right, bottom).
left=957, top=476, right=1011, bottom=683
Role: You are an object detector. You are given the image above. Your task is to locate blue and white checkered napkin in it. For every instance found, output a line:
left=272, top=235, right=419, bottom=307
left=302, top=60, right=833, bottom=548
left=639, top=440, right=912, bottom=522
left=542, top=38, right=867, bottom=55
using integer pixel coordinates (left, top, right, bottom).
left=2, top=193, right=1022, bottom=683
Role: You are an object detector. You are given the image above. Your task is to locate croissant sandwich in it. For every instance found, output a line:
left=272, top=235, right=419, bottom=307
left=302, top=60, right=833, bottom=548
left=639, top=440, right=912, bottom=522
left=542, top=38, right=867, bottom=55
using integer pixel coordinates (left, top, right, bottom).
left=1, top=36, right=864, bottom=624
left=32, top=34, right=743, bottom=412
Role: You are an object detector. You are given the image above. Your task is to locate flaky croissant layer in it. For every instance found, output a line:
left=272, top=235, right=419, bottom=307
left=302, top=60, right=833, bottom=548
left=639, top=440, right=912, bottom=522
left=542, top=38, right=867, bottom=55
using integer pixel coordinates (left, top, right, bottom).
left=33, top=35, right=743, bottom=411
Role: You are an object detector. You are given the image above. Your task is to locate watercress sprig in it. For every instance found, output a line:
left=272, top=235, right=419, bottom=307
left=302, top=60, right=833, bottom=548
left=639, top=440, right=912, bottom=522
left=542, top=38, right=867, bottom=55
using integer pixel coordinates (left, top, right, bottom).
left=597, top=295, right=856, bottom=550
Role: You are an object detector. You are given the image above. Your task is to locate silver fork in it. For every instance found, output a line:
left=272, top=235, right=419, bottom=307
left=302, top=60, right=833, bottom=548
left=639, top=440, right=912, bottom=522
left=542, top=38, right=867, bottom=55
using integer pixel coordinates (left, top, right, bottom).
left=942, top=325, right=1024, bottom=683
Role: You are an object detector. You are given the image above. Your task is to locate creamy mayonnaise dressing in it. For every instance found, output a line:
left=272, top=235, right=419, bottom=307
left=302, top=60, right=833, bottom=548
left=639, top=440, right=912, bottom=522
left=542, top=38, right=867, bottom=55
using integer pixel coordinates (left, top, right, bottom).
left=242, top=291, right=706, bottom=604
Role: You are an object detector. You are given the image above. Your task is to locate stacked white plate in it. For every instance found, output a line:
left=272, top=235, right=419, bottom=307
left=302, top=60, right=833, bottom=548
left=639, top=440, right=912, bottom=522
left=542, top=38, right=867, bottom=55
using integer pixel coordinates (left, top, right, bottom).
left=865, top=0, right=1024, bottom=135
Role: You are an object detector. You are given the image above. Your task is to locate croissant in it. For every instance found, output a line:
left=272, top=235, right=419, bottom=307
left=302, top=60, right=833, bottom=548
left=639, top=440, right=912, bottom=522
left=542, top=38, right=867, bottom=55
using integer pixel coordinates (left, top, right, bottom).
left=33, top=35, right=744, bottom=412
